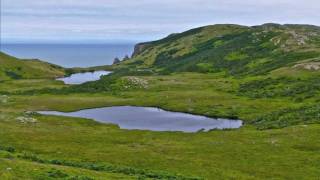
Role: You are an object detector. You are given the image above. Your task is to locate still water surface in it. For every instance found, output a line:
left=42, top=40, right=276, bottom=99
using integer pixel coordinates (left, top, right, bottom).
left=58, top=71, right=111, bottom=84
left=38, top=106, right=243, bottom=132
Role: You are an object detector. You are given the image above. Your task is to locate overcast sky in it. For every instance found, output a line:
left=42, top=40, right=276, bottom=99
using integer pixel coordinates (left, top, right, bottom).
left=1, top=0, right=320, bottom=43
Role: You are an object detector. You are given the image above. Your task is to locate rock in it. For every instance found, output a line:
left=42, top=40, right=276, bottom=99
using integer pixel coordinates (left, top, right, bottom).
left=16, top=116, right=37, bottom=123
left=288, top=30, right=309, bottom=46
left=123, top=55, right=130, bottom=61
left=0, top=95, right=8, bottom=103
left=293, top=62, right=320, bottom=71
left=124, top=77, right=149, bottom=89
left=113, top=57, right=121, bottom=65
left=24, top=111, right=37, bottom=116
left=131, top=43, right=151, bottom=57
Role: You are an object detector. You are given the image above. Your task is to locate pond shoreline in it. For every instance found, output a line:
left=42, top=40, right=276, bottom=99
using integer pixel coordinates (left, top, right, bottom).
left=35, top=104, right=242, bottom=121
left=37, top=106, right=243, bottom=132
left=57, top=70, right=111, bottom=84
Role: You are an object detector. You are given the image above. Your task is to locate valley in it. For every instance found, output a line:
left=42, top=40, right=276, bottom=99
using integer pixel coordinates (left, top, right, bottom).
left=1, top=24, right=320, bottom=179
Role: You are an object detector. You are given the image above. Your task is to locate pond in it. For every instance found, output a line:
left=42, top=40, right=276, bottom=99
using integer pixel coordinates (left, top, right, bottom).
left=57, top=71, right=111, bottom=84
left=38, top=106, right=243, bottom=132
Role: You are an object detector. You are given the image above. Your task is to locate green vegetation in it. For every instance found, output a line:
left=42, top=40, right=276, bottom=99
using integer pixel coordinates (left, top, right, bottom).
left=119, top=24, right=320, bottom=76
left=1, top=23, right=320, bottom=179
left=0, top=52, right=65, bottom=81
left=0, top=110, right=320, bottom=179
left=0, top=151, right=137, bottom=179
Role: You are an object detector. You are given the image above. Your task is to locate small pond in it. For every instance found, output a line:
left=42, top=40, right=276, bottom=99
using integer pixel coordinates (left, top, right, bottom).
left=57, top=71, right=111, bottom=84
left=38, top=106, right=242, bottom=132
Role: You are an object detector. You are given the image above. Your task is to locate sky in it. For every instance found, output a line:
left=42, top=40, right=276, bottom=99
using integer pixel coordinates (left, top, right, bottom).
left=1, top=0, right=320, bottom=43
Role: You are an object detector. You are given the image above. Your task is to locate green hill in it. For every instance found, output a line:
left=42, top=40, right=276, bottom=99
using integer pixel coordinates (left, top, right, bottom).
left=70, top=23, right=320, bottom=129
left=2, top=24, right=320, bottom=179
left=0, top=52, right=65, bottom=81
left=119, top=23, right=320, bottom=75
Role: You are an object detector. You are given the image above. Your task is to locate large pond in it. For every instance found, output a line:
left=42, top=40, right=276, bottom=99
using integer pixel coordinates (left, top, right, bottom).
left=57, top=71, right=111, bottom=84
left=38, top=106, right=243, bottom=132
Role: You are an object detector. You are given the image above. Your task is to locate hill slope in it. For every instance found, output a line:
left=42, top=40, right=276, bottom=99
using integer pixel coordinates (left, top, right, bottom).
left=119, top=23, right=320, bottom=75
left=0, top=52, right=65, bottom=81
left=1, top=24, right=320, bottom=179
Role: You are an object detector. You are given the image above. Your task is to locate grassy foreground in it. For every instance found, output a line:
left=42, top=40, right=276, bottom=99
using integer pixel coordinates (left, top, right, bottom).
left=0, top=106, right=320, bottom=179
left=0, top=153, right=136, bottom=179
left=1, top=71, right=320, bottom=179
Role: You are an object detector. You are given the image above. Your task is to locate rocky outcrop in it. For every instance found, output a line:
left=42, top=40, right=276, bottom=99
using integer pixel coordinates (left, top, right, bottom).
left=113, top=57, right=121, bottom=65
left=131, top=43, right=152, bottom=58
left=293, top=62, right=320, bottom=71
left=0, top=95, right=8, bottom=104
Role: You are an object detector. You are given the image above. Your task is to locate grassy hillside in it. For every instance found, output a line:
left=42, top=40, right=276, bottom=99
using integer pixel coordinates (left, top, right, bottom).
left=3, top=24, right=320, bottom=130
left=1, top=24, right=320, bottom=179
left=118, top=24, right=320, bottom=76
left=0, top=52, right=65, bottom=81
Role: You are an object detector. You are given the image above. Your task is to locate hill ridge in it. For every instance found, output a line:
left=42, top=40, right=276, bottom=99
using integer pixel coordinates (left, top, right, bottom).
left=0, top=51, right=65, bottom=81
left=118, top=23, right=320, bottom=76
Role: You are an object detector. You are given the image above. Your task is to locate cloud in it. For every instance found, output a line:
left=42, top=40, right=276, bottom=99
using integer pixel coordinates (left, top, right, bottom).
left=2, top=0, right=320, bottom=43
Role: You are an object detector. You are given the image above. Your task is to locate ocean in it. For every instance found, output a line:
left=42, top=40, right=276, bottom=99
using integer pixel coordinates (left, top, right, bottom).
left=1, top=43, right=135, bottom=68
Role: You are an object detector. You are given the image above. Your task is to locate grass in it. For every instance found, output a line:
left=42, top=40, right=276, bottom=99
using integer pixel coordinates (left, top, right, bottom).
left=122, top=24, right=320, bottom=76
left=0, top=52, right=65, bottom=81
left=1, top=71, right=320, bottom=179
left=0, top=112, right=320, bottom=179
left=1, top=23, right=320, bottom=179
left=2, top=73, right=299, bottom=121
left=0, top=152, right=137, bottom=179
left=0, top=79, right=66, bottom=92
